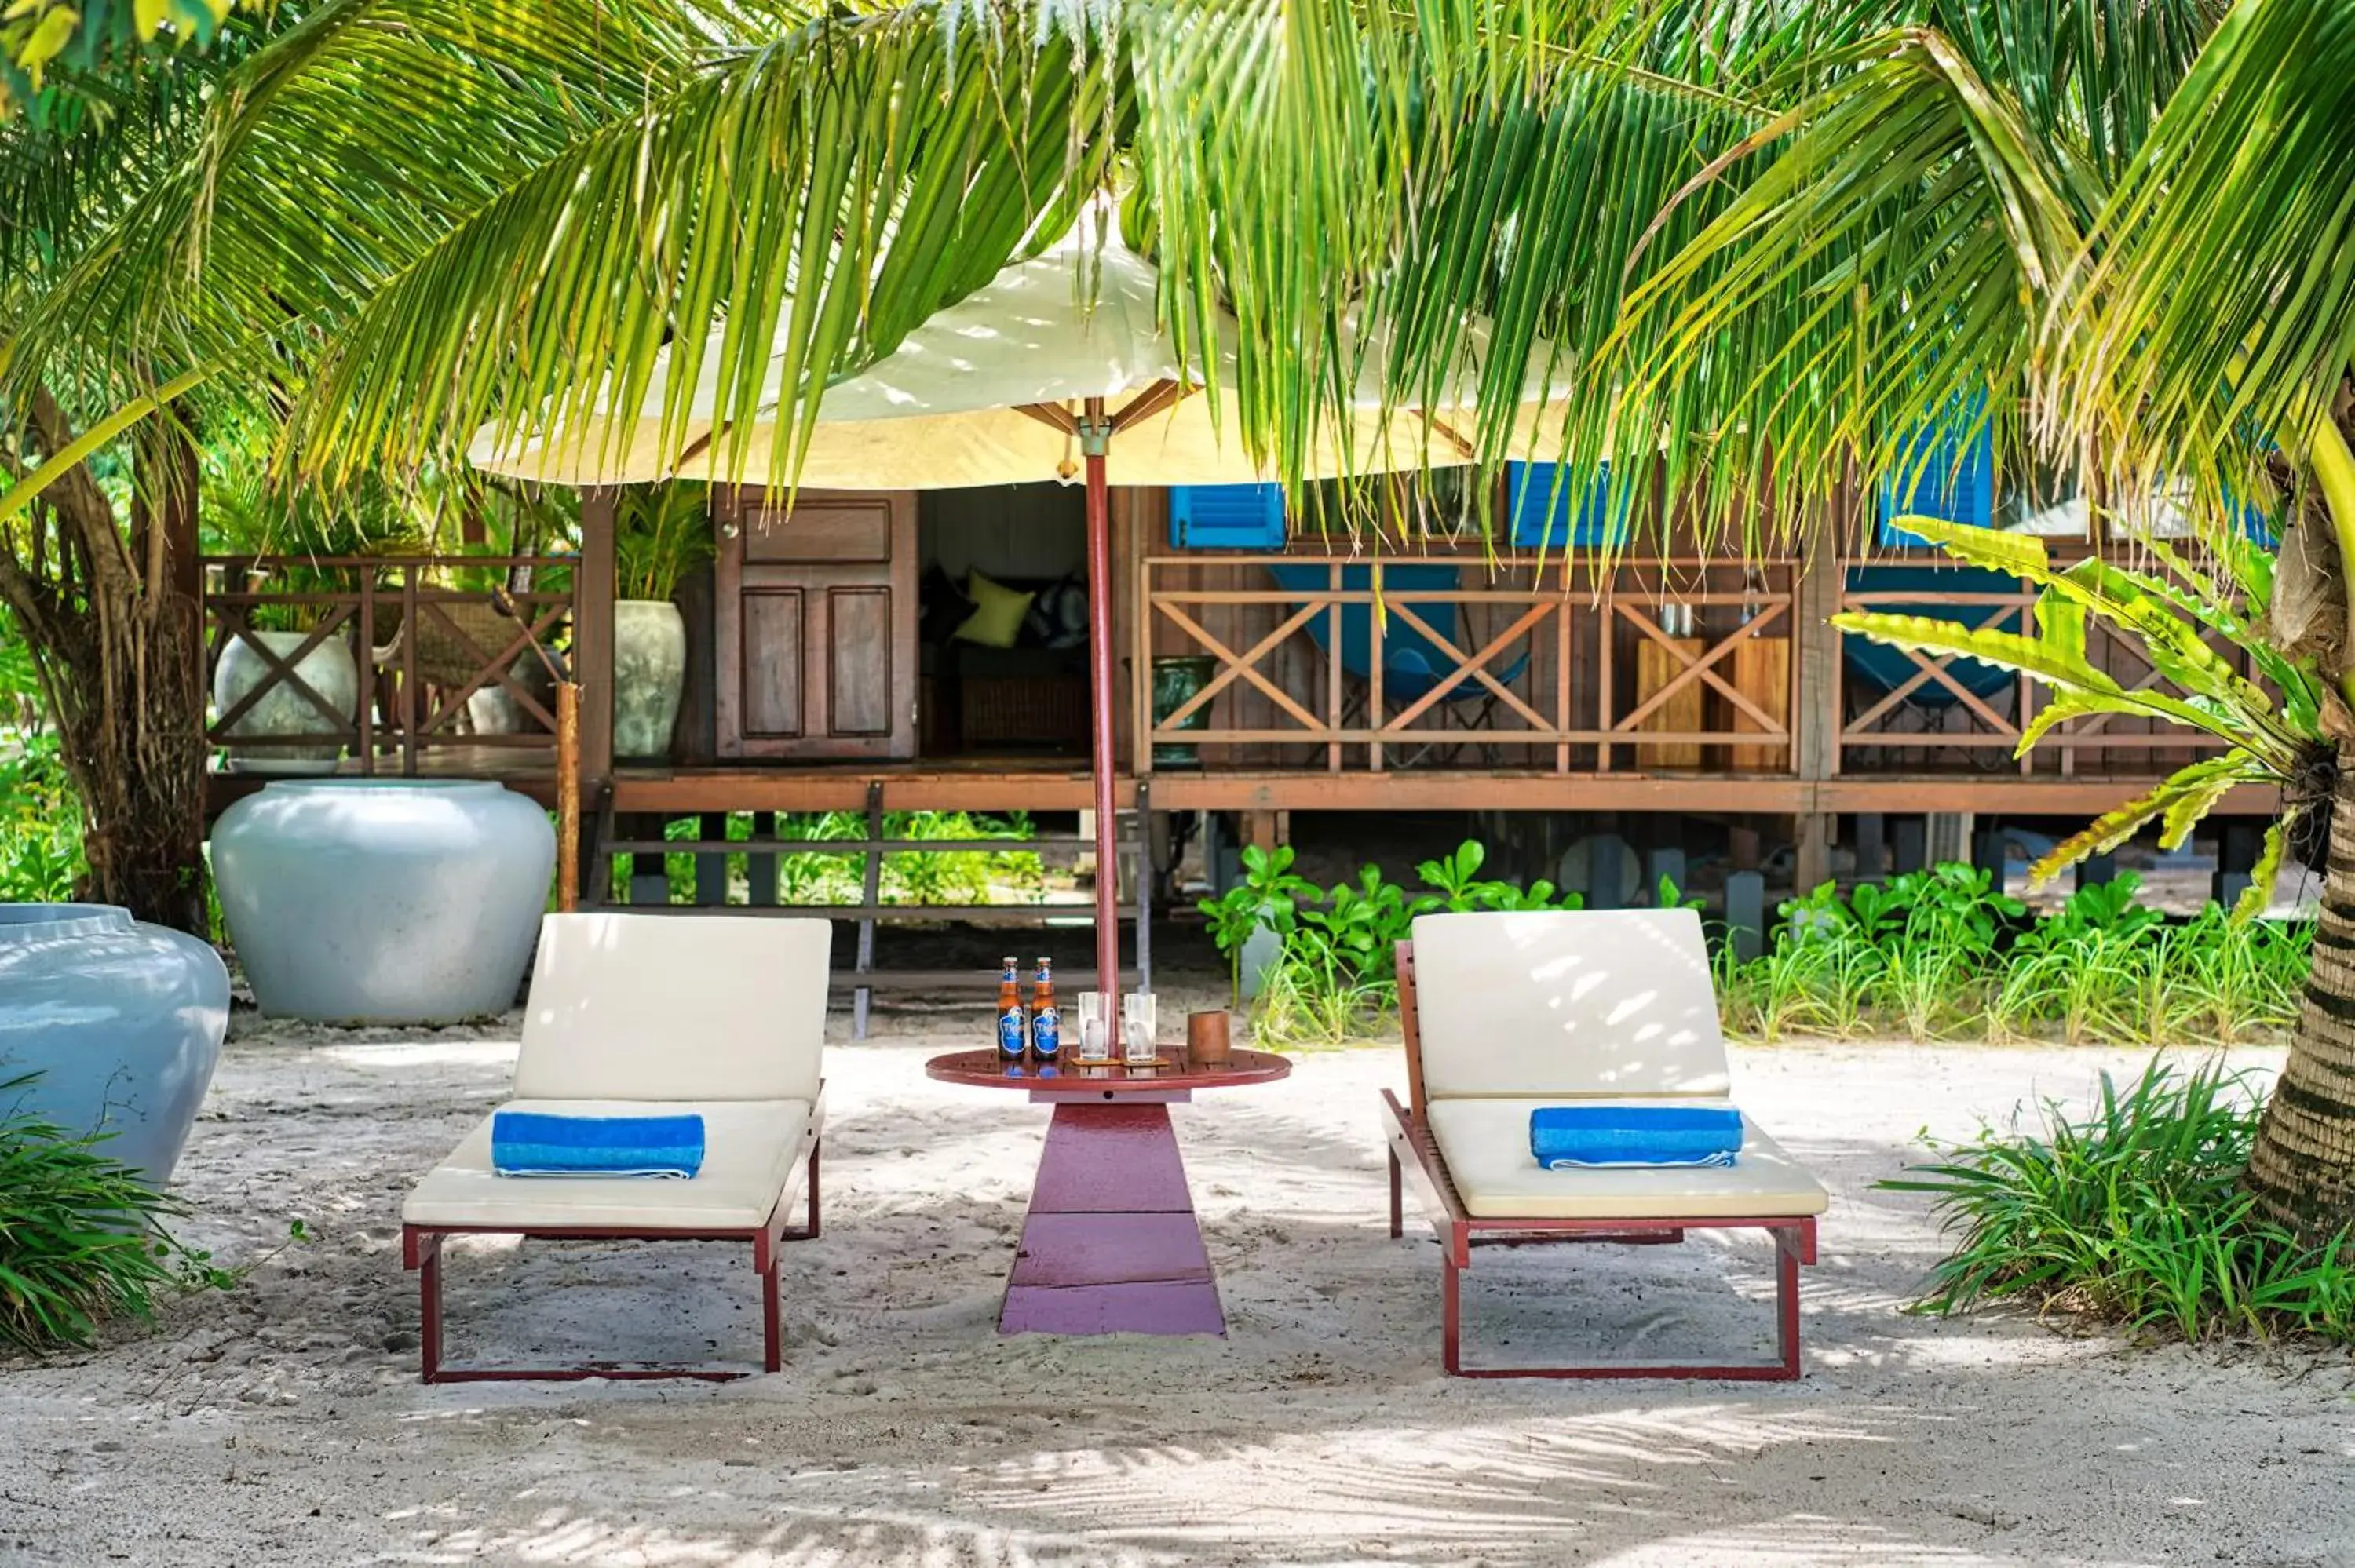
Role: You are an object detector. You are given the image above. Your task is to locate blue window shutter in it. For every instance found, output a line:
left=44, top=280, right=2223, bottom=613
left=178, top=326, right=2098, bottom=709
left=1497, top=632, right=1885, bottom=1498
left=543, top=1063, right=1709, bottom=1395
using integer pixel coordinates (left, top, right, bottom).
left=1879, top=410, right=1995, bottom=547
left=1507, top=462, right=1631, bottom=549
left=1169, top=484, right=1286, bottom=549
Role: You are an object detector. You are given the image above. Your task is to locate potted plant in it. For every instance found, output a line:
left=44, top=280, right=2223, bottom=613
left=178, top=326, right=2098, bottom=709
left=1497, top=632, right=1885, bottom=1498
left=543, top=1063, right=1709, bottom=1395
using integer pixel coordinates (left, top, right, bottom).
left=1149, top=654, right=1218, bottom=767
left=210, top=573, right=365, bottom=775
left=439, top=483, right=576, bottom=735
left=1199, top=843, right=1313, bottom=1003
left=205, top=451, right=422, bottom=774
left=612, top=484, right=712, bottom=761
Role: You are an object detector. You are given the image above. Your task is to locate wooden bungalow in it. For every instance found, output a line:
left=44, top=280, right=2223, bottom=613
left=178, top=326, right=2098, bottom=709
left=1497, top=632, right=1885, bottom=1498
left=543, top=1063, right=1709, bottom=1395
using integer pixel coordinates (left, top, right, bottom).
left=199, top=456, right=2281, bottom=933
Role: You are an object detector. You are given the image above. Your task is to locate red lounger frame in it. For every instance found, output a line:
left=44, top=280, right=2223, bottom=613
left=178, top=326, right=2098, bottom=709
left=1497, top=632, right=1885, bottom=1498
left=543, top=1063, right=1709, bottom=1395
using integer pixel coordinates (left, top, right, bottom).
left=1386, top=945, right=1817, bottom=1380
left=400, top=1095, right=823, bottom=1384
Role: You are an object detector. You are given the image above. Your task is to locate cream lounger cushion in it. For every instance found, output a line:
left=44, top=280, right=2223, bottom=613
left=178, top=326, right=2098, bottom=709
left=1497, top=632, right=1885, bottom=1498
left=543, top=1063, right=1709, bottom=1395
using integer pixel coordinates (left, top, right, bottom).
left=512, top=913, right=828, bottom=1103
left=1425, top=1097, right=1829, bottom=1220
left=403, top=1099, right=812, bottom=1231
left=404, top=913, right=831, bottom=1233
left=1409, top=909, right=1732, bottom=1100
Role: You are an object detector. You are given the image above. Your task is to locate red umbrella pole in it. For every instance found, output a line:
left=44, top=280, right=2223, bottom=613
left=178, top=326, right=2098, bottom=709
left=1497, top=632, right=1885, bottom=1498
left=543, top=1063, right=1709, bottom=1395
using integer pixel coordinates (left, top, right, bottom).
left=1082, top=400, right=1121, bottom=1001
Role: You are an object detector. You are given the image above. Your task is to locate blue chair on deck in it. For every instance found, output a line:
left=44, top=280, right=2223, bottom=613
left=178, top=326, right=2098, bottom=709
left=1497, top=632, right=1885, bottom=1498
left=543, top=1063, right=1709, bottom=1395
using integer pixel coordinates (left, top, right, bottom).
left=1842, top=564, right=2025, bottom=768
left=1853, top=405, right=2024, bottom=757
left=1265, top=562, right=1532, bottom=763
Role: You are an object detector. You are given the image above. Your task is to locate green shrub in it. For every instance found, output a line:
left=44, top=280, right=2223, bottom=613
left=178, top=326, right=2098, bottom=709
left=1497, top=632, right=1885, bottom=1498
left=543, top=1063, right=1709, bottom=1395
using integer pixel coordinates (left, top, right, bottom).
left=0, top=1077, right=233, bottom=1354
left=1199, top=838, right=1584, bottom=1045
left=1884, top=1056, right=2355, bottom=1344
left=0, top=735, right=84, bottom=903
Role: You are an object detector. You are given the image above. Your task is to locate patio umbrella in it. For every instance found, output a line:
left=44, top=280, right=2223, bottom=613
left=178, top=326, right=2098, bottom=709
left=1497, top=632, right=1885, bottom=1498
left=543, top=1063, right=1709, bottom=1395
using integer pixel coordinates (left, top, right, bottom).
left=472, top=217, right=1568, bottom=1005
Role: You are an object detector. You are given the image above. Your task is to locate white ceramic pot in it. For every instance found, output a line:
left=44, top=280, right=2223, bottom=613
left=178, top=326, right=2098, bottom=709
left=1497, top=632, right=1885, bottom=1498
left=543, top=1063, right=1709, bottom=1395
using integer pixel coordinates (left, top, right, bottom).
left=211, top=629, right=360, bottom=775
left=613, top=600, right=686, bottom=761
left=0, top=903, right=228, bottom=1187
left=210, top=780, right=555, bottom=1024
left=466, top=656, right=555, bottom=736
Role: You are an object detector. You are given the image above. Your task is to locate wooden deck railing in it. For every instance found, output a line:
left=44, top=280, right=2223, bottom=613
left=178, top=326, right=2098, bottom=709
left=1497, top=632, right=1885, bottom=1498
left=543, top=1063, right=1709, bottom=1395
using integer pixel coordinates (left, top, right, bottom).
left=201, top=554, right=575, bottom=775
left=1141, top=547, right=2240, bottom=781
left=1832, top=567, right=2240, bottom=777
left=1137, top=552, right=1800, bottom=775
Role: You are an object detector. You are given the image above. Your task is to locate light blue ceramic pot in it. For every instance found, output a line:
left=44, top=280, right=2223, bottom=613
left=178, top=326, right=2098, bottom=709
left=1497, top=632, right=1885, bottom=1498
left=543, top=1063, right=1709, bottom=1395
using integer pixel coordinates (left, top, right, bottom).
left=0, top=903, right=229, bottom=1187
left=210, top=779, right=555, bottom=1024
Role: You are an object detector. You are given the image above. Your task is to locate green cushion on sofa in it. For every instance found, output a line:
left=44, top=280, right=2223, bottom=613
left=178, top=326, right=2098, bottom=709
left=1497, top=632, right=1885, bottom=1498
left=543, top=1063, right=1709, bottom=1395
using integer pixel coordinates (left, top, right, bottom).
left=952, top=571, right=1035, bottom=649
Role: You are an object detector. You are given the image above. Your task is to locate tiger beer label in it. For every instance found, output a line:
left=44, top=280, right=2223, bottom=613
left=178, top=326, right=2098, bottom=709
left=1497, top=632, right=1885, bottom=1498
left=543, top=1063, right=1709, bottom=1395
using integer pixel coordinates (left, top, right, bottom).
left=1031, top=1005, right=1062, bottom=1059
left=998, top=1007, right=1028, bottom=1058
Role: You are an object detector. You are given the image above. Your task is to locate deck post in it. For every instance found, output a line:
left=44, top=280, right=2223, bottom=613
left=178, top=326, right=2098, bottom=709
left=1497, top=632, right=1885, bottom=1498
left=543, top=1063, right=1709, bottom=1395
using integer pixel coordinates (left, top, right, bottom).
left=556, top=682, right=581, bottom=910
left=575, top=487, right=617, bottom=804
left=2214, top=821, right=2262, bottom=909
left=1791, top=486, right=1846, bottom=892
left=1852, top=812, right=1885, bottom=882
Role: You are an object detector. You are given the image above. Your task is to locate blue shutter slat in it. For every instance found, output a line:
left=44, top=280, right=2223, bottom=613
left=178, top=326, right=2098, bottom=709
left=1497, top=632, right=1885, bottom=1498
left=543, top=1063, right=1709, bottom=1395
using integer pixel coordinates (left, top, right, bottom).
left=1169, top=483, right=1286, bottom=549
left=1879, top=410, right=1995, bottom=547
left=1507, top=462, right=1630, bottom=549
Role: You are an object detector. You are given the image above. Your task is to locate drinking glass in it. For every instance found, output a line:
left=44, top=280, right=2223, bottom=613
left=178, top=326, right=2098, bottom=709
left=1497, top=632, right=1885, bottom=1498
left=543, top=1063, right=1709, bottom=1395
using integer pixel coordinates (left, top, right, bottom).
left=1075, top=991, right=1111, bottom=1063
left=1122, top=990, right=1159, bottom=1066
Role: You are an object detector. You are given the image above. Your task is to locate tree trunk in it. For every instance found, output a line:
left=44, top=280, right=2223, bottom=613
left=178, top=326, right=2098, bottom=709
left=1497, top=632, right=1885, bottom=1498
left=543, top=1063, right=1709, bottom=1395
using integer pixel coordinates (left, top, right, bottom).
left=2246, top=739, right=2355, bottom=1240
left=0, top=392, right=212, bottom=935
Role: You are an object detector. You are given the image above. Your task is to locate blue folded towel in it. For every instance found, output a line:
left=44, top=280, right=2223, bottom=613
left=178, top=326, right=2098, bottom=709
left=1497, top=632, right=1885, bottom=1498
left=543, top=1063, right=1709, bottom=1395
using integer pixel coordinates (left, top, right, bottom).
left=1530, top=1105, right=1744, bottom=1170
left=491, top=1111, right=706, bottom=1179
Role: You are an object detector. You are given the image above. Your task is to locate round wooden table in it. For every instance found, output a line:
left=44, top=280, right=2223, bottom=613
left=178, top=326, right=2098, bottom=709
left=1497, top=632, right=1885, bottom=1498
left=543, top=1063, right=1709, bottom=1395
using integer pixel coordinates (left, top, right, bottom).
left=926, top=1048, right=1291, bottom=1338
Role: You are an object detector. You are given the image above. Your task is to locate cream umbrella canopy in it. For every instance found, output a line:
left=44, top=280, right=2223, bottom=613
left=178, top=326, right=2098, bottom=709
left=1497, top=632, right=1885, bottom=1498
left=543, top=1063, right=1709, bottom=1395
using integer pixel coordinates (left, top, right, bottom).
left=471, top=218, right=1570, bottom=1001
left=468, top=221, right=1562, bottom=488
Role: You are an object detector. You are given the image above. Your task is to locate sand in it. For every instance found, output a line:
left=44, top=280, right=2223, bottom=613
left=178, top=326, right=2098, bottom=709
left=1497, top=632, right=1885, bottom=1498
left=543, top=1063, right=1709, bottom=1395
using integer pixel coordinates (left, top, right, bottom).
left=2, top=1003, right=2350, bottom=1568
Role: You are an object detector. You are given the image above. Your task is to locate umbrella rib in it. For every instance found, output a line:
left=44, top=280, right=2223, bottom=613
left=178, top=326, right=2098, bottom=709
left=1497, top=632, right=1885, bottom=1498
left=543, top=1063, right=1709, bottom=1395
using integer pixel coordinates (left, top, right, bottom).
left=1015, top=402, right=1082, bottom=436
left=1108, top=378, right=1191, bottom=433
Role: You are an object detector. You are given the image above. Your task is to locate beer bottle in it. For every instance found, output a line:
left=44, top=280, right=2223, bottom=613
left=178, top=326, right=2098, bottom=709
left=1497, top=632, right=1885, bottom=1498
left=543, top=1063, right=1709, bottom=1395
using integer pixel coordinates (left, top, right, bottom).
left=996, top=957, right=1028, bottom=1060
left=1029, top=957, right=1061, bottom=1061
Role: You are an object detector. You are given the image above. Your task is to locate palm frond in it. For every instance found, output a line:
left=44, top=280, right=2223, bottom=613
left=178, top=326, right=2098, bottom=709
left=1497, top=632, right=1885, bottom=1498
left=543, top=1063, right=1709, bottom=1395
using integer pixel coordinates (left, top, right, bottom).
left=2053, top=0, right=2355, bottom=494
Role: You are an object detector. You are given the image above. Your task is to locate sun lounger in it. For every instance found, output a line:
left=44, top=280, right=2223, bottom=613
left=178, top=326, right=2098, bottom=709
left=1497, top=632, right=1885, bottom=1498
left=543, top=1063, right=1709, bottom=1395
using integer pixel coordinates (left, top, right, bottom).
left=1379, top=909, right=1828, bottom=1379
left=400, top=913, right=829, bottom=1382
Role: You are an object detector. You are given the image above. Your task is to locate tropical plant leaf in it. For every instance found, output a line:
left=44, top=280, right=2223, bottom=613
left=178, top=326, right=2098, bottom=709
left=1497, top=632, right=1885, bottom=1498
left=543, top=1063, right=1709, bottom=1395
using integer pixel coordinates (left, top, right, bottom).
left=1833, top=609, right=2123, bottom=698
left=1884, top=513, right=2053, bottom=578
left=2233, top=819, right=2288, bottom=925
left=2012, top=687, right=2142, bottom=756
left=2025, top=761, right=2240, bottom=886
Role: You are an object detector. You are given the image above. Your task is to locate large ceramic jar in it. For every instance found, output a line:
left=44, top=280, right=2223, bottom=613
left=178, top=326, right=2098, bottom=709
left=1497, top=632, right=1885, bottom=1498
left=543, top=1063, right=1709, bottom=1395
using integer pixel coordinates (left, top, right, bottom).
left=0, top=904, right=228, bottom=1187
left=211, top=629, right=360, bottom=775
left=612, top=600, right=686, bottom=760
left=1150, top=655, right=1218, bottom=768
left=210, top=780, right=555, bottom=1024
left=466, top=655, right=556, bottom=736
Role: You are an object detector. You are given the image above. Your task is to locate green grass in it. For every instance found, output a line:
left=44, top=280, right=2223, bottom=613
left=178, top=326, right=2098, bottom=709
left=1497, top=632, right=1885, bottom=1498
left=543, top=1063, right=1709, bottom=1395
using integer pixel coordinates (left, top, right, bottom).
left=1718, top=872, right=2307, bottom=1047
left=1883, top=1056, right=2355, bottom=1345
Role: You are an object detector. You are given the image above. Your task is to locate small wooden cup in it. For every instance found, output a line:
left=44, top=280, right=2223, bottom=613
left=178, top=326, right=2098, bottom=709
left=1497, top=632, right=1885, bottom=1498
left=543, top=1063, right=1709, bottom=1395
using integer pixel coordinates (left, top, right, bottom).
left=1187, top=1009, right=1232, bottom=1067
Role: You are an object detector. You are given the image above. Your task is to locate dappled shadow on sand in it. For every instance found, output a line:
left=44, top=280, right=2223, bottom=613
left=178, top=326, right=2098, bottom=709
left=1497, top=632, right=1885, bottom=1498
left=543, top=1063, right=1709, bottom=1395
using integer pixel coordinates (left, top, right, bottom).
left=14, top=1035, right=2346, bottom=1566
left=366, top=1121, right=2350, bottom=1568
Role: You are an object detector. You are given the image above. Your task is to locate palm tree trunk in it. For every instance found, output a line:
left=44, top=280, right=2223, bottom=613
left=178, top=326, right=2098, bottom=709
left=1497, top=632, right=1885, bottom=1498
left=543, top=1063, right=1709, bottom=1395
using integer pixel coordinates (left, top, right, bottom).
left=2246, top=739, right=2355, bottom=1241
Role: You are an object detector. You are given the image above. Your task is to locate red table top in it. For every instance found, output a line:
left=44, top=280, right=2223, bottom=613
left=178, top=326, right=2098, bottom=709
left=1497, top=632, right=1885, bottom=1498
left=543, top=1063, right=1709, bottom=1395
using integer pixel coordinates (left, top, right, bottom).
left=925, top=1048, right=1291, bottom=1095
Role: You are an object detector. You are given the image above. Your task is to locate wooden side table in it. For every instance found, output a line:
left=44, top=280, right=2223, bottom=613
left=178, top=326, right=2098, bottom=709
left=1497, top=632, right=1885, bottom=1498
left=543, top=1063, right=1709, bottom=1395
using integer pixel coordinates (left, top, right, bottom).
left=924, top=1048, right=1291, bottom=1336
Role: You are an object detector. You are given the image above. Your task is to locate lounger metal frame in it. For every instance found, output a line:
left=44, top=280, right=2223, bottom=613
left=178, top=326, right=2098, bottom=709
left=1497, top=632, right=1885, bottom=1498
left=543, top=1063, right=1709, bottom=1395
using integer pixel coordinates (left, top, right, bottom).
left=1386, top=946, right=1816, bottom=1380
left=400, top=1090, right=825, bottom=1384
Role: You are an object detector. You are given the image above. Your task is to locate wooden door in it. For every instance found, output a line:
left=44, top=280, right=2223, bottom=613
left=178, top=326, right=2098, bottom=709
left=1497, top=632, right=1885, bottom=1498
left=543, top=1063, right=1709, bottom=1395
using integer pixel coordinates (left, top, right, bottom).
left=715, top=490, right=918, bottom=760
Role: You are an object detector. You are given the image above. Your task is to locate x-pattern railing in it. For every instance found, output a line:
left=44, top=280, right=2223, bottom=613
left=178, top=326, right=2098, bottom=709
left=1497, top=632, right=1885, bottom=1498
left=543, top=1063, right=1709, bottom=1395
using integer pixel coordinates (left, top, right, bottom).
left=203, top=555, right=575, bottom=775
left=1835, top=563, right=2241, bottom=774
left=1138, top=553, right=1798, bottom=775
